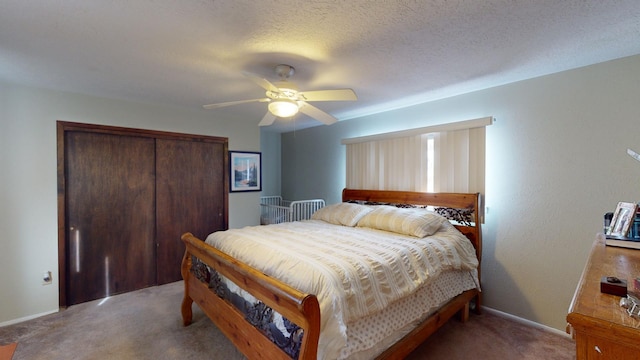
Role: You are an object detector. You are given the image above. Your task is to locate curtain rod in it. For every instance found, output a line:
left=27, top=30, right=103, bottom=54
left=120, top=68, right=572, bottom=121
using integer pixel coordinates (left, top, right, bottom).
left=341, top=116, right=494, bottom=145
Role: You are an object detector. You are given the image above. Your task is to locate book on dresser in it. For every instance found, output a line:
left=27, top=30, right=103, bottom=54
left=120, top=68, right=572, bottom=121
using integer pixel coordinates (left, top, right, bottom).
left=605, top=235, right=640, bottom=250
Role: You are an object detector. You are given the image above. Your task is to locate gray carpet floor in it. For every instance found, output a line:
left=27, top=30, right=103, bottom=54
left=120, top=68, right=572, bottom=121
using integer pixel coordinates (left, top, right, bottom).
left=0, top=281, right=575, bottom=359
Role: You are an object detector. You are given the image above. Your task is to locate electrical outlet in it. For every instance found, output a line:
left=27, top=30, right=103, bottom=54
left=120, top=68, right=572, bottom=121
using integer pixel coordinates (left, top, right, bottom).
left=42, top=271, right=52, bottom=285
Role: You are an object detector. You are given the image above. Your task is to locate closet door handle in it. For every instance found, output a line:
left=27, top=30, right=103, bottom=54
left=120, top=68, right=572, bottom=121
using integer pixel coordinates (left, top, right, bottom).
left=69, top=226, right=81, bottom=273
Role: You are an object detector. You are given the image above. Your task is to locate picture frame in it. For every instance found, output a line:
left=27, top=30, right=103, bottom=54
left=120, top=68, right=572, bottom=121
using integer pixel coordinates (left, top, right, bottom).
left=608, top=201, right=638, bottom=237
left=229, top=151, right=261, bottom=192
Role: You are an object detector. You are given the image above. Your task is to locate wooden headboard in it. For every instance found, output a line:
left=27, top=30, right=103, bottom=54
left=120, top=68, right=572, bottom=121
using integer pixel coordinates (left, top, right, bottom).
left=341, top=188, right=483, bottom=263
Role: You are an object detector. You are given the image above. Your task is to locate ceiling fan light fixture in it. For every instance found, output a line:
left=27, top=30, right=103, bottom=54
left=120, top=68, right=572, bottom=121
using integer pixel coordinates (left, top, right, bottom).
left=203, top=64, right=357, bottom=127
left=268, top=98, right=299, bottom=118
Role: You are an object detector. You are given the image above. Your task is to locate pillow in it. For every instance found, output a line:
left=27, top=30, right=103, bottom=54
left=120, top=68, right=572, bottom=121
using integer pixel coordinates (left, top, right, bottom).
left=356, top=205, right=446, bottom=237
left=311, top=202, right=374, bottom=227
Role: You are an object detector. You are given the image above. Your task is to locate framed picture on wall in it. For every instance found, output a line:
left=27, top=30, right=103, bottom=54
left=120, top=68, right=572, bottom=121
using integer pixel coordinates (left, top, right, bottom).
left=608, top=201, right=637, bottom=237
left=229, top=151, right=262, bottom=192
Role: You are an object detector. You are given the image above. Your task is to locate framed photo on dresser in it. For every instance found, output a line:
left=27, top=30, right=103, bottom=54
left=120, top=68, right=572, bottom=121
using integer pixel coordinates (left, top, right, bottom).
left=608, top=201, right=637, bottom=237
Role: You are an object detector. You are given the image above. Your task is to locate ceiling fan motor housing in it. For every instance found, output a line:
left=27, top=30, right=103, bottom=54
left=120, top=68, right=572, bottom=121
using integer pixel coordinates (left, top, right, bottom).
left=274, top=64, right=295, bottom=79
left=268, top=81, right=299, bottom=100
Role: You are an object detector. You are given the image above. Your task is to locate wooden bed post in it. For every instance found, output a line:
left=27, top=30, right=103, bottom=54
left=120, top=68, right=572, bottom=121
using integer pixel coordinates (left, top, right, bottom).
left=180, top=238, right=194, bottom=326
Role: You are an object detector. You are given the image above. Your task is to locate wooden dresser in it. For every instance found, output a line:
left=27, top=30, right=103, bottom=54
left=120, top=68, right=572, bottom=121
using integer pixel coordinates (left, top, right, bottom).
left=567, top=234, right=640, bottom=359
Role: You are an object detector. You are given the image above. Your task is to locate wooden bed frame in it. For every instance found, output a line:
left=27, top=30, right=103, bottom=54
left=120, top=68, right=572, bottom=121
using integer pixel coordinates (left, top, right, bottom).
left=180, top=188, right=482, bottom=360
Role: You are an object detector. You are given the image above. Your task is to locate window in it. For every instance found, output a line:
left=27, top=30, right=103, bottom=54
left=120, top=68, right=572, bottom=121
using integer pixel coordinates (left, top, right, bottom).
left=343, top=117, right=492, bottom=194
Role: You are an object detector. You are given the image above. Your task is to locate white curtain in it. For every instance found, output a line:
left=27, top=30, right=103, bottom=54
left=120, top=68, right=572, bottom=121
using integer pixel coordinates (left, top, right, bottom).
left=346, top=135, right=429, bottom=191
left=431, top=127, right=486, bottom=193
left=344, top=117, right=490, bottom=194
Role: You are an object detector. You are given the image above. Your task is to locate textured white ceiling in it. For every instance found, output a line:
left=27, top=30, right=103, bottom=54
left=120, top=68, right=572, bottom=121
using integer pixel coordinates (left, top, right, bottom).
left=1, top=0, right=639, bottom=132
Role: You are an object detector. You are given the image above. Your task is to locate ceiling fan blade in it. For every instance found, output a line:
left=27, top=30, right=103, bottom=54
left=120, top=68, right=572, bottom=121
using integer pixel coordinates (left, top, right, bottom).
left=242, top=71, right=280, bottom=93
left=298, top=102, right=338, bottom=125
left=258, top=111, right=277, bottom=127
left=203, top=98, right=269, bottom=109
left=298, top=89, right=357, bottom=102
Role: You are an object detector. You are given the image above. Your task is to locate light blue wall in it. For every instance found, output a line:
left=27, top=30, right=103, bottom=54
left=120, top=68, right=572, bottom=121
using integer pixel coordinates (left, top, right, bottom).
left=259, top=129, right=281, bottom=197
left=280, top=55, right=640, bottom=332
left=0, top=82, right=261, bottom=325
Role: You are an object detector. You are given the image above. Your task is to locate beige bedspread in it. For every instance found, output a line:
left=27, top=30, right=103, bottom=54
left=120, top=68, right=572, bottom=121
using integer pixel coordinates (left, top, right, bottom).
left=205, top=219, right=478, bottom=360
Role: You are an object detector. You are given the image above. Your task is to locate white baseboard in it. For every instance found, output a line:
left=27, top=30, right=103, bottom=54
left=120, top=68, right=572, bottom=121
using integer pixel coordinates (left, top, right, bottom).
left=0, top=309, right=59, bottom=327
left=482, top=306, right=571, bottom=339
left=1, top=305, right=569, bottom=340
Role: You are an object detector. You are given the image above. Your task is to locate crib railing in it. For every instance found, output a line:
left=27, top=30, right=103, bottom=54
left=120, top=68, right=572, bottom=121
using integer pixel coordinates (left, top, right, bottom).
left=260, top=195, right=283, bottom=207
left=260, top=197, right=325, bottom=224
left=288, top=199, right=326, bottom=222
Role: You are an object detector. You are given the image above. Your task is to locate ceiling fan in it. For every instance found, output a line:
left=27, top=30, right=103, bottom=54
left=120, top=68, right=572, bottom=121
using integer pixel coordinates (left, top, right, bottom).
left=203, top=64, right=357, bottom=126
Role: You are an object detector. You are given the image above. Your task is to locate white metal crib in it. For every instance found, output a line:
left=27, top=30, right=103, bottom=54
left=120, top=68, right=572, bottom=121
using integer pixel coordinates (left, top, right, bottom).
left=260, top=196, right=326, bottom=225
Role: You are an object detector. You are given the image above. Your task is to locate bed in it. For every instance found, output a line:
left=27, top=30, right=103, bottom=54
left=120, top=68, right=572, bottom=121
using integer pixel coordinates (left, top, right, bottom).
left=260, top=196, right=326, bottom=224
left=181, top=188, right=482, bottom=359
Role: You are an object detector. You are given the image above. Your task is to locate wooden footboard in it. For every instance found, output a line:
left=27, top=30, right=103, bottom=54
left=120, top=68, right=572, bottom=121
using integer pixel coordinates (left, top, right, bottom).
left=181, top=233, right=321, bottom=360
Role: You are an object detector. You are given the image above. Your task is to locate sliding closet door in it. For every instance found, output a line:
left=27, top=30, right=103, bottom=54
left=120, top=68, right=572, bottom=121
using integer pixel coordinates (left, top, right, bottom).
left=155, top=138, right=227, bottom=285
left=65, top=132, right=156, bottom=305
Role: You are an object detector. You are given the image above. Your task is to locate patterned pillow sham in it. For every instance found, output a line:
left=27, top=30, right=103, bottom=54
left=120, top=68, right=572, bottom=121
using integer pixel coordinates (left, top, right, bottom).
left=355, top=205, right=446, bottom=238
left=433, top=207, right=474, bottom=226
left=311, top=202, right=374, bottom=227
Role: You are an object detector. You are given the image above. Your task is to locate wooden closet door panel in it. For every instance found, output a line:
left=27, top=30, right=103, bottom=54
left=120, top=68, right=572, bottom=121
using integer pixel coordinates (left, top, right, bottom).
left=65, top=132, right=156, bottom=305
left=156, top=139, right=226, bottom=284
